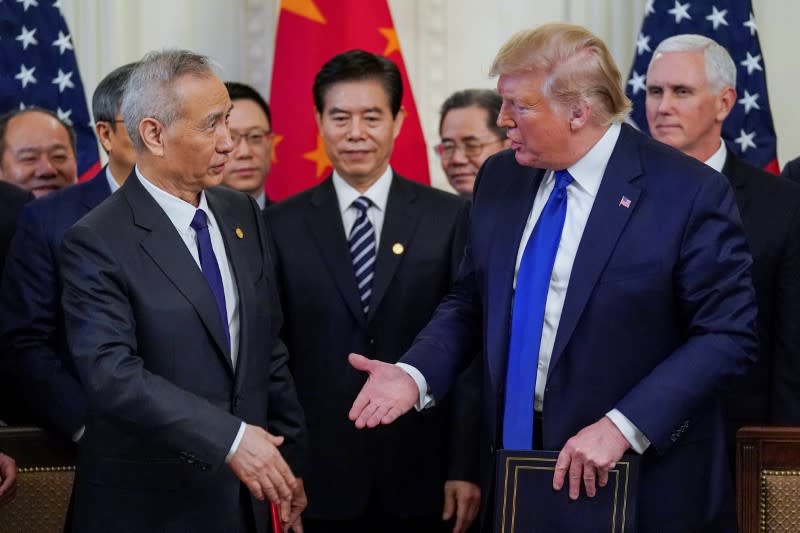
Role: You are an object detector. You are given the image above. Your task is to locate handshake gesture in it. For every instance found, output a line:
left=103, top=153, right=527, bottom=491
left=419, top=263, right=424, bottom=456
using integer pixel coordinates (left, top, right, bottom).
left=347, top=353, right=419, bottom=427
left=229, top=425, right=307, bottom=532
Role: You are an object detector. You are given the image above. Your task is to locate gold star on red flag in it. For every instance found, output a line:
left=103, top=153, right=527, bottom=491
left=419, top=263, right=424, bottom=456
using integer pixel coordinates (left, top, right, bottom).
left=270, top=133, right=284, bottom=163
left=281, top=0, right=327, bottom=24
left=303, top=134, right=332, bottom=178
left=379, top=27, right=400, bottom=57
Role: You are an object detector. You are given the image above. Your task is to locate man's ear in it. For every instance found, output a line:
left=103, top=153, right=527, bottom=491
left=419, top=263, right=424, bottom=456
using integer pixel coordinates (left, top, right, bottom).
left=568, top=100, right=591, bottom=131
left=95, top=122, right=112, bottom=154
left=392, top=107, right=406, bottom=140
left=716, top=86, right=736, bottom=123
left=139, top=118, right=165, bottom=157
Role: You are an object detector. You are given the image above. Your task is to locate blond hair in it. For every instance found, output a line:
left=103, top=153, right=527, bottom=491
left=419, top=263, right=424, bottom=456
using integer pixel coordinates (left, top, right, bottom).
left=490, top=23, right=631, bottom=125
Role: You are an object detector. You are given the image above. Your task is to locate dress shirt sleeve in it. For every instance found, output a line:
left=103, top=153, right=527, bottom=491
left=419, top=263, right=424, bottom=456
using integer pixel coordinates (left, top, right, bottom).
left=225, top=422, right=247, bottom=463
left=606, top=409, right=650, bottom=454
left=396, top=362, right=436, bottom=410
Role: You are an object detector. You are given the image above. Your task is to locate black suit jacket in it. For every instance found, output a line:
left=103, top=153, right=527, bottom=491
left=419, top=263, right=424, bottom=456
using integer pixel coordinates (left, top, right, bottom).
left=59, top=173, right=307, bottom=533
left=0, top=172, right=110, bottom=434
left=722, top=154, right=800, bottom=433
left=0, top=181, right=33, bottom=276
left=265, top=174, right=478, bottom=520
left=781, top=156, right=800, bottom=182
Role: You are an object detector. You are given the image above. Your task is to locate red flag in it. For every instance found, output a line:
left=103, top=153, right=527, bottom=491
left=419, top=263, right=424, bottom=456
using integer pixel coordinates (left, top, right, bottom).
left=267, top=0, right=430, bottom=201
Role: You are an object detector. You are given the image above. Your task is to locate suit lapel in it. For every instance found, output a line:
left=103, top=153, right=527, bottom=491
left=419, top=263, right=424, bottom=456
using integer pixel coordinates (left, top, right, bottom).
left=80, top=170, right=113, bottom=211
left=305, top=179, right=366, bottom=326
left=486, top=166, right=544, bottom=389
left=124, top=176, right=234, bottom=375
left=367, top=175, right=420, bottom=322
left=547, top=126, right=643, bottom=376
left=722, top=153, right=751, bottom=219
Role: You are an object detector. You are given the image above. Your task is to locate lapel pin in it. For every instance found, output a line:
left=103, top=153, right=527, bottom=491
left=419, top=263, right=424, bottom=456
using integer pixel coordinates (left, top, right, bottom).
left=235, top=227, right=244, bottom=239
left=618, top=196, right=632, bottom=209
left=392, top=242, right=404, bottom=255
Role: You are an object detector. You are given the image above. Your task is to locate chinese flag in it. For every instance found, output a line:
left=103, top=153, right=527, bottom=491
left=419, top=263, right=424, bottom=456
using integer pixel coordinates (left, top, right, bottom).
left=267, top=0, right=430, bottom=201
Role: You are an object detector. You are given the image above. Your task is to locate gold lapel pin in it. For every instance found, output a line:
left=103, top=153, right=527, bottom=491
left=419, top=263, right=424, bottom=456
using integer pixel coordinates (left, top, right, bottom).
left=392, top=242, right=404, bottom=255
left=235, top=227, right=244, bottom=239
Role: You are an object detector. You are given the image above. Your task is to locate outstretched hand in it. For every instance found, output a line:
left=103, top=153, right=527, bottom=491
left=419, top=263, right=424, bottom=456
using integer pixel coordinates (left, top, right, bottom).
left=348, top=353, right=419, bottom=428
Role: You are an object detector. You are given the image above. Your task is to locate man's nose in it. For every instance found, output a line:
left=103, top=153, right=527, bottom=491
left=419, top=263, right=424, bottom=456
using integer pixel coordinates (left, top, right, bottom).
left=34, top=155, right=57, bottom=177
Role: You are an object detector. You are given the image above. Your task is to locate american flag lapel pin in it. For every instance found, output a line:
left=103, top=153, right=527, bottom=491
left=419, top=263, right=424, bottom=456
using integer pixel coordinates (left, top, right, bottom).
left=619, top=196, right=632, bottom=209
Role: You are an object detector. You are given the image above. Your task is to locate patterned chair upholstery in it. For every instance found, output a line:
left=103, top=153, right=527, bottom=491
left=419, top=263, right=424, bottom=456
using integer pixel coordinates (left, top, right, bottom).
left=737, top=426, right=800, bottom=532
left=0, top=427, right=76, bottom=533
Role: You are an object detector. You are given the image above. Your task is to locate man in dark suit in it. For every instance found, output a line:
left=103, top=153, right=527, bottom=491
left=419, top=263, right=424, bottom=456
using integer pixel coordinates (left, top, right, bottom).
left=348, top=24, right=758, bottom=532
left=265, top=50, right=480, bottom=533
left=0, top=108, right=77, bottom=198
left=0, top=181, right=33, bottom=276
left=0, top=62, right=137, bottom=438
left=222, top=82, right=274, bottom=209
left=646, top=34, right=800, bottom=458
left=783, top=156, right=800, bottom=181
left=58, top=50, right=307, bottom=533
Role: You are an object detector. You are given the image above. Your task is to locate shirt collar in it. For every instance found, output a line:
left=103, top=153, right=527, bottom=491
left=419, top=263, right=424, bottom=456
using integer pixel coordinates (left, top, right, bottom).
left=254, top=190, right=266, bottom=209
left=704, top=139, right=727, bottom=173
left=552, top=122, right=621, bottom=198
left=332, top=165, right=393, bottom=214
left=135, top=166, right=213, bottom=232
left=105, top=166, right=121, bottom=193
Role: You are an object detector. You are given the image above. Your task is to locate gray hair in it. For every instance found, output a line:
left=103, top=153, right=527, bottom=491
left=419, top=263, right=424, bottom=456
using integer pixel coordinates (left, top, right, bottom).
left=649, top=34, right=736, bottom=93
left=121, top=50, right=216, bottom=151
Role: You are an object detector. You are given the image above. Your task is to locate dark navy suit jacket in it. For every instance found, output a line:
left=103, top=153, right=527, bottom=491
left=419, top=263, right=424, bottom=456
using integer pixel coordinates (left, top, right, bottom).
left=402, top=125, right=758, bottom=532
left=0, top=172, right=111, bottom=434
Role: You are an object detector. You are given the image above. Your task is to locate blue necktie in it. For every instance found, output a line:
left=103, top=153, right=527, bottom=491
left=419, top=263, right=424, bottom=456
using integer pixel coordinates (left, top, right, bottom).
left=349, top=196, right=376, bottom=315
left=503, top=169, right=573, bottom=449
left=191, top=209, right=230, bottom=349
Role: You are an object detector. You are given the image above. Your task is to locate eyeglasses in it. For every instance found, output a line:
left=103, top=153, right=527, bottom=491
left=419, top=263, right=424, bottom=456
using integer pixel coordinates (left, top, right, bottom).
left=230, top=128, right=273, bottom=147
left=434, top=139, right=503, bottom=159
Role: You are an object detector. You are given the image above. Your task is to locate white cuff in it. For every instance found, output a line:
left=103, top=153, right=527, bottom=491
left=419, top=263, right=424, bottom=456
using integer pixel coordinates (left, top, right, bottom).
left=225, top=422, right=247, bottom=463
left=605, top=409, right=650, bottom=454
left=396, top=362, right=436, bottom=410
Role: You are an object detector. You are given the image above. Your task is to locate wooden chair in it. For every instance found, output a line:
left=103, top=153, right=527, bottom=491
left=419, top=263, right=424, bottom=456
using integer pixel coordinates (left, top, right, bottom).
left=737, top=426, right=800, bottom=532
left=0, top=426, right=76, bottom=533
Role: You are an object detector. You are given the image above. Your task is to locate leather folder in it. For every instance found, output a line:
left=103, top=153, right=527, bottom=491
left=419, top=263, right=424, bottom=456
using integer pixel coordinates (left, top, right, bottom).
left=494, top=449, right=640, bottom=533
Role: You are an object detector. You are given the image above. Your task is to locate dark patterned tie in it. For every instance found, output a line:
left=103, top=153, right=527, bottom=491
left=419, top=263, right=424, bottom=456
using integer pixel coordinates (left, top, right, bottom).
left=190, top=209, right=230, bottom=349
left=349, top=196, right=376, bottom=315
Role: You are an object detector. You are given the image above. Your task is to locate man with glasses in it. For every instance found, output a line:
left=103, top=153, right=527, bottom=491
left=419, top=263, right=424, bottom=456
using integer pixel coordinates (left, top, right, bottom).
left=0, top=63, right=137, bottom=437
left=222, top=82, right=274, bottom=209
left=436, top=89, right=509, bottom=199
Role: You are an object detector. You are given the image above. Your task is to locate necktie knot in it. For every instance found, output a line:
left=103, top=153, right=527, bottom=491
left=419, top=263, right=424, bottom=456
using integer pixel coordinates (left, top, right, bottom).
left=191, top=209, right=209, bottom=232
left=352, top=196, right=372, bottom=215
left=553, top=169, right=574, bottom=192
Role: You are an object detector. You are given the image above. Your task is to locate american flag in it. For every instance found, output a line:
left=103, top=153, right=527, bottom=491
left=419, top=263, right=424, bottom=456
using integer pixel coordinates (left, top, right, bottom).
left=0, top=0, right=100, bottom=180
left=626, top=0, right=778, bottom=174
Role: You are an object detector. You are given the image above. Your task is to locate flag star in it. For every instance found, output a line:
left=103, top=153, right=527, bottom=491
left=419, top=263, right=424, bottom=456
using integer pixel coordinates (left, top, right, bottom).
left=668, top=0, right=692, bottom=24
left=734, top=129, right=756, bottom=152
left=740, top=52, right=763, bottom=75
left=16, top=25, right=38, bottom=50
left=51, top=68, right=75, bottom=92
left=16, top=0, right=38, bottom=10
left=645, top=0, right=655, bottom=16
left=52, top=30, right=73, bottom=54
left=56, top=107, right=73, bottom=125
left=628, top=71, right=646, bottom=95
left=19, top=102, right=26, bottom=111
left=53, top=0, right=62, bottom=8
left=737, top=90, right=761, bottom=114
left=636, top=33, right=652, bottom=55
left=705, top=6, right=728, bottom=30
left=14, top=64, right=37, bottom=88
left=743, top=12, right=758, bottom=36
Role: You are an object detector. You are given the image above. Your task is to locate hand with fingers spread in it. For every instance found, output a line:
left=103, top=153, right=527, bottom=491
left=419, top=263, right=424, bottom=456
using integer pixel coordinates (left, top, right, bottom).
left=229, top=425, right=297, bottom=505
left=443, top=480, right=481, bottom=533
left=0, top=453, right=17, bottom=507
left=552, top=416, right=630, bottom=500
left=347, top=353, right=418, bottom=428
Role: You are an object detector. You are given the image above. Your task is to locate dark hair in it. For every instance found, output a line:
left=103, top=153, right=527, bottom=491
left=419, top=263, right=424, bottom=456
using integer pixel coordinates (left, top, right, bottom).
left=438, top=89, right=505, bottom=140
left=92, top=62, right=138, bottom=126
left=0, top=107, right=77, bottom=156
left=313, top=49, right=403, bottom=116
left=225, top=81, right=271, bottom=126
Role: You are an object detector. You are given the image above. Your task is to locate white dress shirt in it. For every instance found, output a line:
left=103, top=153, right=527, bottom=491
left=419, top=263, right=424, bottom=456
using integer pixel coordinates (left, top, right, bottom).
left=403, top=123, right=650, bottom=453
left=254, top=191, right=266, bottom=210
left=136, top=167, right=245, bottom=460
left=332, top=165, right=393, bottom=247
left=105, top=166, right=122, bottom=193
left=704, top=139, right=727, bottom=172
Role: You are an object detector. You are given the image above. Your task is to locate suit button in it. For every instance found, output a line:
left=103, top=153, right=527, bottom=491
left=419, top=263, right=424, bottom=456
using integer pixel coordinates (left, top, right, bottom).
left=368, top=338, right=375, bottom=346
left=489, top=444, right=495, bottom=455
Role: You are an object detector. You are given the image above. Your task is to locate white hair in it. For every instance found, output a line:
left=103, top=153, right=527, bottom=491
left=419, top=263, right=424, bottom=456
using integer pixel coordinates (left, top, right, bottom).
left=649, top=34, right=736, bottom=93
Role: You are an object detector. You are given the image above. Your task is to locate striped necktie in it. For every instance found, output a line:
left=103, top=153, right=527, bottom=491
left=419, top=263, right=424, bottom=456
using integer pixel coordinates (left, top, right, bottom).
left=349, top=196, right=376, bottom=315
